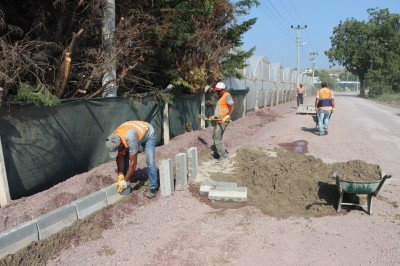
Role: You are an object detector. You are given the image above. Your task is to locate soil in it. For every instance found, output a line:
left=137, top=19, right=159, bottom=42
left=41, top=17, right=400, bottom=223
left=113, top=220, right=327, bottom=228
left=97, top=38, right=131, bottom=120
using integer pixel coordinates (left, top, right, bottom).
left=208, top=146, right=381, bottom=218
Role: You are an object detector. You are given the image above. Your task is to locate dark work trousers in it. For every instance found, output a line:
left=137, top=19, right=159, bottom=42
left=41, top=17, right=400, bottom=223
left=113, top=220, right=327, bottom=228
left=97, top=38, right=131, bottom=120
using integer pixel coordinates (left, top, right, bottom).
left=297, top=93, right=304, bottom=107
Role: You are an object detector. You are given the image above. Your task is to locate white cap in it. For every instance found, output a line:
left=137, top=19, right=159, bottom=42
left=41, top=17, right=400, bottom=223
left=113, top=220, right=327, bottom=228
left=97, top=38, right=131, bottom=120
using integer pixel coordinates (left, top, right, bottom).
left=214, top=82, right=226, bottom=91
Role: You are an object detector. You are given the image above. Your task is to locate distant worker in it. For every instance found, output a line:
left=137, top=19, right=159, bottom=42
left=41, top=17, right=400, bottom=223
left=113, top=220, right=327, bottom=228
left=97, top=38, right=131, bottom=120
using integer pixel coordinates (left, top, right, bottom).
left=106, top=121, right=158, bottom=198
left=210, top=82, right=235, bottom=160
left=315, top=82, right=335, bottom=136
left=296, top=84, right=305, bottom=107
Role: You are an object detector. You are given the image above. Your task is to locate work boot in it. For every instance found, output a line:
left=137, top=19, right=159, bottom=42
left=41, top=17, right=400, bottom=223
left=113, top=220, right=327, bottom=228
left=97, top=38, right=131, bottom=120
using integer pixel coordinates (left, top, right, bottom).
left=211, top=151, right=219, bottom=159
left=146, top=189, right=157, bottom=198
left=324, top=129, right=328, bottom=135
left=318, top=132, right=324, bottom=136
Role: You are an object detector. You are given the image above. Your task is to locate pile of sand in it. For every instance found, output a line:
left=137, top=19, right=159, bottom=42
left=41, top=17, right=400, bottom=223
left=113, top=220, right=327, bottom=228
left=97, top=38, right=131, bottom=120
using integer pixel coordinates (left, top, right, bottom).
left=212, top=147, right=381, bottom=218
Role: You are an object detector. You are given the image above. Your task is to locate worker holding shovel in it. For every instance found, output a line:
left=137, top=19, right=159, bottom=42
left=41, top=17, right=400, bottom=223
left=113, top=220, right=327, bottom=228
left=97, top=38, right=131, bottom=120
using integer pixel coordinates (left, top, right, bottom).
left=105, top=121, right=158, bottom=198
left=210, top=82, right=235, bottom=160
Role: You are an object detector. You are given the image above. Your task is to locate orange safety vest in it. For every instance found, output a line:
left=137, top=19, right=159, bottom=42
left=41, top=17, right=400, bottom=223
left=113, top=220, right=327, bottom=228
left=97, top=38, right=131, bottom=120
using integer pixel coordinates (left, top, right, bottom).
left=217, top=92, right=232, bottom=117
left=113, top=121, right=149, bottom=148
left=317, top=88, right=333, bottom=107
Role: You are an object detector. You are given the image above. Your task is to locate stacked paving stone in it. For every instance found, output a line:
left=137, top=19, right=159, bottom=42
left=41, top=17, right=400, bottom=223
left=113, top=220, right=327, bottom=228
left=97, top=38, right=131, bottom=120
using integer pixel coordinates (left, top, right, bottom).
left=199, top=180, right=247, bottom=202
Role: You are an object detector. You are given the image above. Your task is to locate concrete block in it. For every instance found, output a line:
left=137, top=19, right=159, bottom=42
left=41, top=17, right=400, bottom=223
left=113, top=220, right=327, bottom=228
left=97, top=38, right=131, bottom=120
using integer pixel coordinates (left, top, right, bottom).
left=36, top=204, right=77, bottom=240
left=187, top=147, right=199, bottom=182
left=160, top=159, right=174, bottom=196
left=0, top=220, right=38, bottom=259
left=175, top=153, right=188, bottom=190
left=199, top=180, right=237, bottom=196
left=208, top=187, right=247, bottom=202
left=101, top=184, right=126, bottom=205
left=72, top=190, right=107, bottom=219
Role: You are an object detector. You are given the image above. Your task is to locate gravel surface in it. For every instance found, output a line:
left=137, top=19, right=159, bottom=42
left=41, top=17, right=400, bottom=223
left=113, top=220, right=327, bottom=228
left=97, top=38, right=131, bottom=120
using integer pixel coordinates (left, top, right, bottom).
left=2, top=92, right=400, bottom=265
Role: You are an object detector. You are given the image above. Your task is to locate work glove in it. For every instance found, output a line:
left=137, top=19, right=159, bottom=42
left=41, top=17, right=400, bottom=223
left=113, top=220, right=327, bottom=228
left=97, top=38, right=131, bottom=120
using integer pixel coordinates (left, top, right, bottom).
left=222, top=115, right=231, bottom=123
left=117, top=174, right=124, bottom=182
left=116, top=179, right=130, bottom=193
left=331, top=108, right=335, bottom=113
left=208, top=115, right=217, bottom=120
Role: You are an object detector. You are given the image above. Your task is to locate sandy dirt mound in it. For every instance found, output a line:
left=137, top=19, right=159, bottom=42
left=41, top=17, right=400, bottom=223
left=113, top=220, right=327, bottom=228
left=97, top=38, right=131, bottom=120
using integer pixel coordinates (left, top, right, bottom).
left=210, top=146, right=381, bottom=218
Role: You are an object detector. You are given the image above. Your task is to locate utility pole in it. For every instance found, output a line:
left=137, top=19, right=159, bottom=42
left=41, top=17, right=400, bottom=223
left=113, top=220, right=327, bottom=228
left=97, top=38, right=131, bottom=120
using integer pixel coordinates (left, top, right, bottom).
left=310, top=52, right=318, bottom=93
left=291, top=25, right=307, bottom=90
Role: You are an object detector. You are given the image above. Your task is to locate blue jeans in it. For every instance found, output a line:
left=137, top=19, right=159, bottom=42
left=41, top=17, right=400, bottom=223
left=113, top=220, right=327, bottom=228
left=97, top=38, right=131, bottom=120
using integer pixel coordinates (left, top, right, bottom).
left=123, top=134, right=158, bottom=190
left=317, top=109, right=331, bottom=134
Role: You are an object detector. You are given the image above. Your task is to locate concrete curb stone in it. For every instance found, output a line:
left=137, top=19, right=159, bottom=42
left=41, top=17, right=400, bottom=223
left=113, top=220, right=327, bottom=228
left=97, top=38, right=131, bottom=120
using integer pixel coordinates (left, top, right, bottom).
left=0, top=220, right=38, bottom=259
left=72, top=190, right=107, bottom=219
left=36, top=204, right=77, bottom=240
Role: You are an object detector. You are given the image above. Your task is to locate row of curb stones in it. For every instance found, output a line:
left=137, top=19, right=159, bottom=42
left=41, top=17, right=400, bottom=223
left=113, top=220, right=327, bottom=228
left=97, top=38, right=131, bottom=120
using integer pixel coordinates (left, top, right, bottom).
left=0, top=184, right=124, bottom=259
left=0, top=146, right=200, bottom=259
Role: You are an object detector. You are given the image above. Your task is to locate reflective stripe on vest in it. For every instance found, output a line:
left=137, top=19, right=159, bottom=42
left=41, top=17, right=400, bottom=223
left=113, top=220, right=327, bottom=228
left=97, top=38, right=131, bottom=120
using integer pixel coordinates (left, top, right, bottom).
left=317, top=88, right=333, bottom=108
left=113, top=121, right=149, bottom=148
left=218, top=92, right=232, bottom=117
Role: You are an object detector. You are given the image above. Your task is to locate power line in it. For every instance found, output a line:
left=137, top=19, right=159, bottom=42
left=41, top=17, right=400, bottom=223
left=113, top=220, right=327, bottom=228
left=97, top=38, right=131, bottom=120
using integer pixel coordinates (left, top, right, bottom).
left=260, top=0, right=291, bottom=34
left=258, top=3, right=295, bottom=42
left=265, top=0, right=291, bottom=27
left=288, top=0, right=305, bottom=25
left=285, top=0, right=316, bottom=52
left=277, top=0, right=297, bottom=24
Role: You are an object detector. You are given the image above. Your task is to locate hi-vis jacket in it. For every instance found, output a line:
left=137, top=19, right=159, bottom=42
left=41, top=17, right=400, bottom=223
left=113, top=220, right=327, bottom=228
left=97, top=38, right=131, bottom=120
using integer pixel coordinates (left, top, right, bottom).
left=317, top=88, right=334, bottom=109
left=113, top=121, right=149, bottom=146
left=214, top=91, right=234, bottom=117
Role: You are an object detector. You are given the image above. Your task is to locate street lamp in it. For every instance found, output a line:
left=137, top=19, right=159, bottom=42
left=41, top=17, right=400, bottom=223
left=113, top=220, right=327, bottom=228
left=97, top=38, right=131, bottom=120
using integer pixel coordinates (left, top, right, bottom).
left=291, top=25, right=307, bottom=90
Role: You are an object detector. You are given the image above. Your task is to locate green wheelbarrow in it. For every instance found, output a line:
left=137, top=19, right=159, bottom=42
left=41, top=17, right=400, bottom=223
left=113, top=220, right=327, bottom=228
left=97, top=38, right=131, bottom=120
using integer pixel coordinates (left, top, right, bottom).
left=333, top=172, right=392, bottom=215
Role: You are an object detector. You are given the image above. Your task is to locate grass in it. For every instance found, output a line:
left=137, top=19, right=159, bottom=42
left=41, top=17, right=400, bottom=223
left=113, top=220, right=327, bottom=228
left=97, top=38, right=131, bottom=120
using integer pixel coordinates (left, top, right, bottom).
left=375, top=92, right=400, bottom=102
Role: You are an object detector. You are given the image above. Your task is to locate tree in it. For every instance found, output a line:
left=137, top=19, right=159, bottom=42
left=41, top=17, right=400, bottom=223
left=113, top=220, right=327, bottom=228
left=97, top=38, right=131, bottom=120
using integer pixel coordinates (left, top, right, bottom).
left=140, top=0, right=259, bottom=93
left=326, top=8, right=400, bottom=97
left=314, top=70, right=335, bottom=89
left=0, top=0, right=259, bottom=105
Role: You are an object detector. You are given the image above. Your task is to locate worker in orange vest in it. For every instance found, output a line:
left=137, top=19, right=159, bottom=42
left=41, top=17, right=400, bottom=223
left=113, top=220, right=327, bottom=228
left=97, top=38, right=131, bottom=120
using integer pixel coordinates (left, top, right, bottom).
left=105, top=121, right=158, bottom=198
left=210, top=82, right=235, bottom=160
left=296, top=84, right=305, bottom=107
left=315, top=82, right=335, bottom=136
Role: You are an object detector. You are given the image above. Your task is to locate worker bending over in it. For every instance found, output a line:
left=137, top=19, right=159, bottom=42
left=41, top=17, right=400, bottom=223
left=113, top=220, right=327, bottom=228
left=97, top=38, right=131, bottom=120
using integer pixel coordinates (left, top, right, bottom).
left=106, top=121, right=158, bottom=198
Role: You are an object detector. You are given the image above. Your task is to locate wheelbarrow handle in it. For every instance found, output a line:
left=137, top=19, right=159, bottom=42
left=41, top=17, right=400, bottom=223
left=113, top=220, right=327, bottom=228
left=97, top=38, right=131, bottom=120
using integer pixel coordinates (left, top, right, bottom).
left=374, top=173, right=392, bottom=196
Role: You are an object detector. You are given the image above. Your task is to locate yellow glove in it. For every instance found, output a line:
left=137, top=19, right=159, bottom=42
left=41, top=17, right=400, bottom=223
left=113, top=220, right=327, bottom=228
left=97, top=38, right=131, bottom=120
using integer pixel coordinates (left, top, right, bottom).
left=222, top=115, right=231, bottom=123
left=115, top=179, right=130, bottom=193
left=331, top=108, right=335, bottom=113
left=117, top=174, right=124, bottom=182
left=208, top=115, right=216, bottom=120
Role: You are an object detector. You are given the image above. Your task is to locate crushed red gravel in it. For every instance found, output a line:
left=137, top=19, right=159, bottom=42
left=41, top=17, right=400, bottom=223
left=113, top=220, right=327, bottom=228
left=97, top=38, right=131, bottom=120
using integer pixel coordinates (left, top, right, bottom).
left=0, top=108, right=277, bottom=232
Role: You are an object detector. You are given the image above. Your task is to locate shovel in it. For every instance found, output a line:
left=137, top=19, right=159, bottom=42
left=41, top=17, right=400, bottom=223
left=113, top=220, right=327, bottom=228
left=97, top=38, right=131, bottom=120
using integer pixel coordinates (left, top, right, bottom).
left=197, top=114, right=221, bottom=121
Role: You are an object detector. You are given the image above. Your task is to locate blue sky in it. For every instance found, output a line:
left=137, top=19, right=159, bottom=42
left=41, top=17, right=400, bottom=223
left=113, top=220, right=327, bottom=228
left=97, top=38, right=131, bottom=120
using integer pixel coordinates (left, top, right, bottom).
left=242, top=0, right=400, bottom=70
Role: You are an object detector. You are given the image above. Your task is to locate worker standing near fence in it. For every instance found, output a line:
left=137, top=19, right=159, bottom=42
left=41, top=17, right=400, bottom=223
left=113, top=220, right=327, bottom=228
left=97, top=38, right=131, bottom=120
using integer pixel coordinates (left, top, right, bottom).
left=315, top=82, right=335, bottom=136
left=296, top=84, right=305, bottom=107
left=210, top=82, right=235, bottom=160
left=105, top=121, right=158, bottom=198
